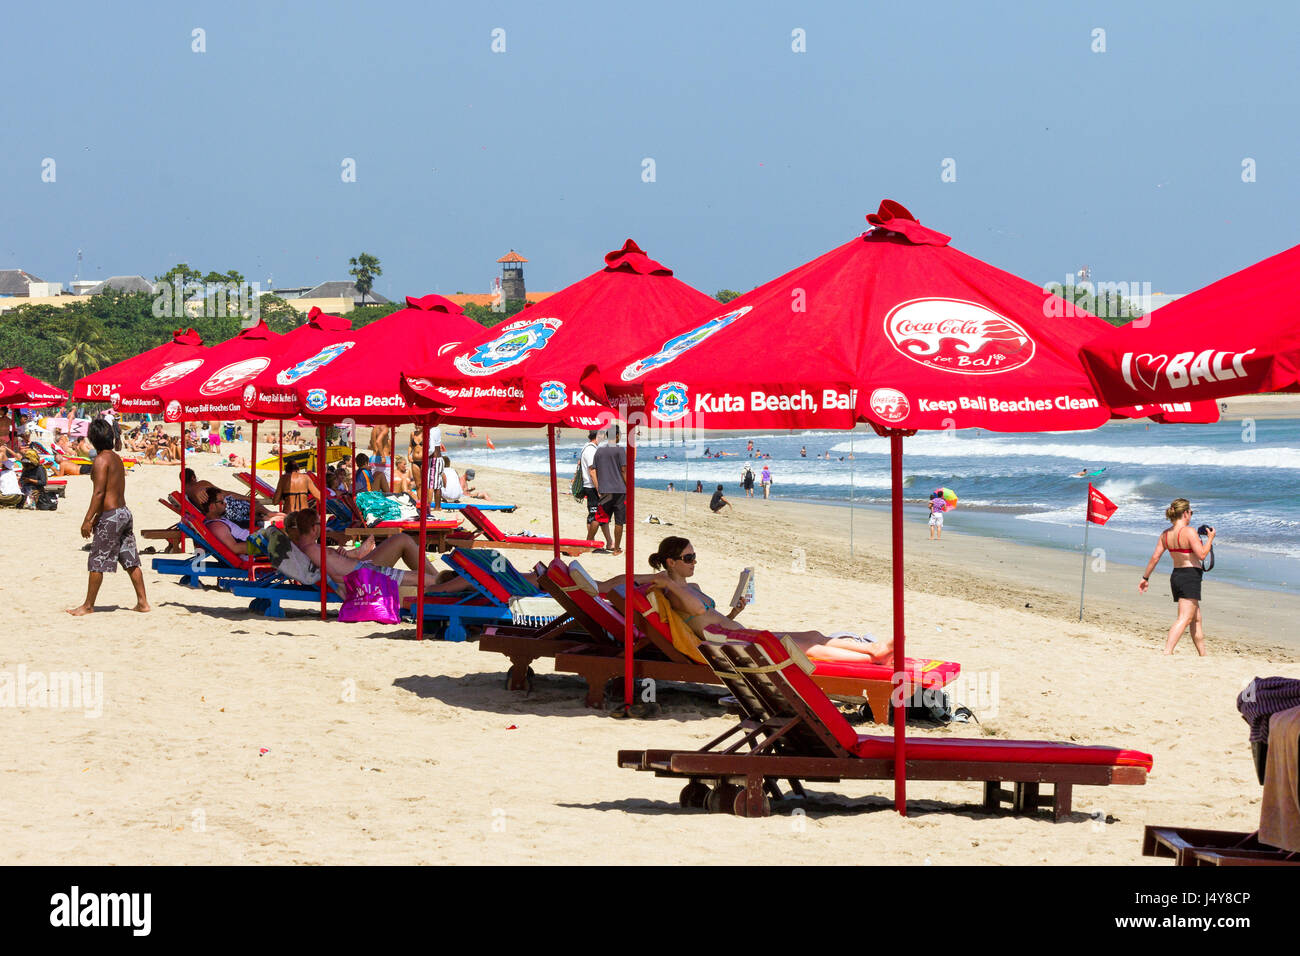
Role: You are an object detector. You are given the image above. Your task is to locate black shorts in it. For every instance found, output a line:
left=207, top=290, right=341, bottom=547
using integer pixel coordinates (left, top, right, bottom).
left=583, top=487, right=601, bottom=522
left=599, top=492, right=627, bottom=525
left=1170, top=567, right=1203, bottom=603
left=79, top=464, right=92, bottom=476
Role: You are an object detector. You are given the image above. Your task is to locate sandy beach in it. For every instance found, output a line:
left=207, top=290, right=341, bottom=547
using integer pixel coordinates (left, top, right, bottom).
left=2, top=420, right=1296, bottom=866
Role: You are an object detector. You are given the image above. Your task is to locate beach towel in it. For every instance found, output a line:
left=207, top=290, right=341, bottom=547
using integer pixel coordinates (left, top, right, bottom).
left=355, top=491, right=403, bottom=525
left=1238, top=676, right=1300, bottom=743
left=1259, top=705, right=1300, bottom=852
left=261, top=526, right=321, bottom=586
left=649, top=588, right=708, bottom=663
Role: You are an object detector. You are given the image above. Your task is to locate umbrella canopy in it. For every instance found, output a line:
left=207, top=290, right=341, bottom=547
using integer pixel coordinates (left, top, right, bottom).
left=0, top=368, right=68, bottom=407
left=402, top=240, right=718, bottom=428
left=74, top=328, right=206, bottom=403
left=285, top=295, right=484, bottom=424
left=1080, top=243, right=1300, bottom=404
left=113, top=321, right=282, bottom=421
left=242, top=307, right=355, bottom=419
left=585, top=199, right=1202, bottom=815
left=586, top=204, right=1132, bottom=431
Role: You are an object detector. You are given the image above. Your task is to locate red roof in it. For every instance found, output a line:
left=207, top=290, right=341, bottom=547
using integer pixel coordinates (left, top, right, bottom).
left=496, top=250, right=528, bottom=263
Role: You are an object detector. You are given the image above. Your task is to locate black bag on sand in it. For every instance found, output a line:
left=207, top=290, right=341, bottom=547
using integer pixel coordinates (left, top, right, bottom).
left=35, top=492, right=58, bottom=511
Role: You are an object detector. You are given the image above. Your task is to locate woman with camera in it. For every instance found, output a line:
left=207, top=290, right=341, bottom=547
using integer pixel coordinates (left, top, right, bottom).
left=1139, top=497, right=1214, bottom=656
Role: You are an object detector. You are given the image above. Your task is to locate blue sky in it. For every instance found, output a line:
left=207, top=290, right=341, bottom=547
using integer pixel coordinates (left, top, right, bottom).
left=2, top=0, right=1297, bottom=300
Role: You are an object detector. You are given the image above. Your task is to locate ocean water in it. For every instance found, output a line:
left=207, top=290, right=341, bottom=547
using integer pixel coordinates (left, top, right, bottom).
left=477, top=419, right=1300, bottom=594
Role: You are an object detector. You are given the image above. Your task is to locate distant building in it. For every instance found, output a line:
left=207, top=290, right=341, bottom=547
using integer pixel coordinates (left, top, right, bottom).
left=299, top=281, right=390, bottom=306
left=0, top=270, right=59, bottom=297
left=270, top=286, right=313, bottom=300
left=1133, top=292, right=1186, bottom=315
left=69, top=280, right=100, bottom=296
left=497, top=250, right=527, bottom=301
left=84, top=275, right=156, bottom=295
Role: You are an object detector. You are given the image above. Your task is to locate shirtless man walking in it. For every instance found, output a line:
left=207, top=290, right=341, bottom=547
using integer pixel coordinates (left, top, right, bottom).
left=68, top=419, right=150, bottom=615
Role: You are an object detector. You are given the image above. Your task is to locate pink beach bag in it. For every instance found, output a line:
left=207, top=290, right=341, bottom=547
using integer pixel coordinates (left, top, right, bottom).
left=338, top=565, right=401, bottom=624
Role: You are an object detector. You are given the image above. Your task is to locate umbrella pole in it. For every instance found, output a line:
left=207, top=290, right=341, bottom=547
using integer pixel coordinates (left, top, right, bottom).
left=389, top=427, right=395, bottom=488
left=850, top=432, right=855, bottom=558
left=278, top=420, right=283, bottom=480
left=180, top=417, right=187, bottom=554
left=317, top=424, right=328, bottom=622
left=416, top=422, right=431, bottom=641
left=248, top=423, right=257, bottom=580
left=890, top=431, right=907, bottom=815
left=547, top=425, right=561, bottom=562
left=624, top=427, right=636, bottom=713
left=350, top=427, right=356, bottom=496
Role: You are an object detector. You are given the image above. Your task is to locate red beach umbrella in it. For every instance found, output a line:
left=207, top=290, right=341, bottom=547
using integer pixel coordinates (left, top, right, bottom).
left=287, top=295, right=483, bottom=424
left=0, top=368, right=68, bottom=407
left=73, top=328, right=206, bottom=404
left=242, top=307, right=355, bottom=420
left=401, top=239, right=717, bottom=428
left=114, top=320, right=283, bottom=422
left=584, top=199, right=1194, bottom=814
left=1081, top=243, right=1300, bottom=405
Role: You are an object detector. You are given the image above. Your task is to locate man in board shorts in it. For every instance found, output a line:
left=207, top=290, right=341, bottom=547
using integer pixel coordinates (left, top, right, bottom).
left=68, top=419, right=150, bottom=615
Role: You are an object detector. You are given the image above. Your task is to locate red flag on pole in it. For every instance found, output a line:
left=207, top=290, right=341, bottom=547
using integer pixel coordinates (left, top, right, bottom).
left=1087, top=483, right=1118, bottom=525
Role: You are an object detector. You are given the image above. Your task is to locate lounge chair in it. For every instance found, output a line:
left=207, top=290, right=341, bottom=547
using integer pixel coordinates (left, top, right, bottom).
left=447, top=505, right=600, bottom=555
left=618, top=628, right=1151, bottom=819
left=150, top=493, right=272, bottom=585
left=406, top=548, right=565, bottom=642
left=480, top=558, right=960, bottom=715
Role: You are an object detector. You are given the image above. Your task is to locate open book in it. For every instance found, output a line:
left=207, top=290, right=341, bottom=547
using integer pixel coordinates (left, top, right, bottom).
left=730, top=567, right=755, bottom=609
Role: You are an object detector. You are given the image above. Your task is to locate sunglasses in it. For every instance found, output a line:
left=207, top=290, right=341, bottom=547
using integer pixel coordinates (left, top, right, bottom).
left=677, top=553, right=697, bottom=563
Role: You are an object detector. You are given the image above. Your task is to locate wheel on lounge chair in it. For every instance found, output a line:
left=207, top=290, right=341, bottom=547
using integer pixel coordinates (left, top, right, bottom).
left=679, top=780, right=711, bottom=809
left=707, top=782, right=743, bottom=814
left=732, top=788, right=771, bottom=819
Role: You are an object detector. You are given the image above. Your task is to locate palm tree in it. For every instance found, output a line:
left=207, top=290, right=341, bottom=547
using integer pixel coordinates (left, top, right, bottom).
left=54, top=317, right=110, bottom=388
left=349, top=253, right=383, bottom=306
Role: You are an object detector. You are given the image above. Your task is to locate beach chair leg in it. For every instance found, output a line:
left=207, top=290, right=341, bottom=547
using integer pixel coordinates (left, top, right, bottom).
left=733, top=775, right=772, bottom=818
left=249, top=598, right=269, bottom=615
left=983, top=781, right=1003, bottom=811
left=1052, top=784, right=1072, bottom=822
left=262, top=597, right=286, bottom=619
left=1013, top=782, right=1040, bottom=814
left=503, top=658, right=537, bottom=693
left=444, top=616, right=468, bottom=643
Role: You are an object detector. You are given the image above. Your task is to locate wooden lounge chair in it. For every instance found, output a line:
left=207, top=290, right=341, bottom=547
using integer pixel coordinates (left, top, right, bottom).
left=406, top=548, right=566, bottom=642
left=481, top=558, right=960, bottom=715
left=618, top=629, right=1151, bottom=819
left=447, top=505, right=601, bottom=555
left=1142, top=826, right=1299, bottom=866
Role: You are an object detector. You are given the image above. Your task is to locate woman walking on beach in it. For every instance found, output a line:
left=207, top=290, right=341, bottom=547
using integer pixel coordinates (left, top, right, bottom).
left=1139, top=498, right=1214, bottom=656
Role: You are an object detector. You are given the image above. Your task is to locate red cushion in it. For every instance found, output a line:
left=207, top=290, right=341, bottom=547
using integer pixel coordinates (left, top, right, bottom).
left=851, top=734, right=1154, bottom=771
left=810, top=658, right=961, bottom=688
left=748, top=631, right=862, bottom=752
left=449, top=552, right=511, bottom=604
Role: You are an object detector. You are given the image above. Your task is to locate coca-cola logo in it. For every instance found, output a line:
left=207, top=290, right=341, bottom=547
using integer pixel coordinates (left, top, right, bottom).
left=869, top=388, right=910, bottom=423
left=199, top=357, right=270, bottom=396
left=884, top=299, right=1035, bottom=375
left=140, top=358, right=203, bottom=390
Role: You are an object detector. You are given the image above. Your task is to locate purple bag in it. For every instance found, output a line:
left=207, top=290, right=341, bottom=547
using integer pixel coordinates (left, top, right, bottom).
left=338, top=565, right=401, bottom=624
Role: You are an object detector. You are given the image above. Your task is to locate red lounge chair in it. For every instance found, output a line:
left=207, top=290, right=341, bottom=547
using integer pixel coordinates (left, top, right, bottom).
left=481, top=559, right=959, bottom=716
left=448, top=505, right=600, bottom=555
left=618, top=629, right=1151, bottom=820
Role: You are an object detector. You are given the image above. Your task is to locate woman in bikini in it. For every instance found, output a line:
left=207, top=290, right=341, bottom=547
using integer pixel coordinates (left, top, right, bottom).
left=1139, top=497, right=1214, bottom=655
left=596, top=536, right=894, bottom=664
left=271, top=460, right=321, bottom=514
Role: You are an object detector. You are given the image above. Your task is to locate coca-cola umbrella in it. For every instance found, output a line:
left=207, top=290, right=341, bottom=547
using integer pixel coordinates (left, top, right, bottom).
left=74, top=328, right=206, bottom=404
left=584, top=199, right=1191, bottom=813
left=278, top=295, right=485, bottom=625
left=1081, top=242, right=1300, bottom=405
left=401, top=239, right=719, bottom=593
left=0, top=368, right=69, bottom=408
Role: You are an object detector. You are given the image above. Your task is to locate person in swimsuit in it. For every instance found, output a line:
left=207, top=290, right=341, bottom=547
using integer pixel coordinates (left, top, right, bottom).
left=390, top=456, right=414, bottom=495
left=67, top=419, right=150, bottom=615
left=594, top=536, right=894, bottom=664
left=1139, top=497, right=1214, bottom=656
left=272, top=460, right=321, bottom=514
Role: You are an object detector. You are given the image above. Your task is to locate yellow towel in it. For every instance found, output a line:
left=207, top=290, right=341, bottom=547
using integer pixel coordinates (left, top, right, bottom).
left=647, top=589, right=707, bottom=663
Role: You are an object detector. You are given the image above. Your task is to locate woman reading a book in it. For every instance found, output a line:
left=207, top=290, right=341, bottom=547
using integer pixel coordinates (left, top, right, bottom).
left=590, top=535, right=893, bottom=664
